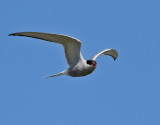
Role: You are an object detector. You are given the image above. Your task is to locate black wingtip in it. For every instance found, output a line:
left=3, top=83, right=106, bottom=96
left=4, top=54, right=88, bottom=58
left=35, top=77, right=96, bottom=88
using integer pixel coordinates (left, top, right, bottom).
left=114, top=57, right=117, bottom=61
left=8, top=33, right=14, bottom=36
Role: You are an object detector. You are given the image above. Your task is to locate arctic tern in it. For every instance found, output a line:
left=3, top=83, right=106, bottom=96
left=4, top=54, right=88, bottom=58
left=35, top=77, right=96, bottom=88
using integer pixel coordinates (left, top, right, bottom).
left=9, top=32, right=118, bottom=78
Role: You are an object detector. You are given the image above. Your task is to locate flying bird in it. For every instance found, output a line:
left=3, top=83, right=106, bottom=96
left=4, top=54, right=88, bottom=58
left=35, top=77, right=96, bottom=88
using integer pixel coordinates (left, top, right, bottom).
left=9, top=32, right=118, bottom=78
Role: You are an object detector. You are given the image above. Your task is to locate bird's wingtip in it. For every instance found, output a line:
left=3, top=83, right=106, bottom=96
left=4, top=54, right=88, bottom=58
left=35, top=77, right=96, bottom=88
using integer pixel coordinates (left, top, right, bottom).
left=114, top=57, right=117, bottom=61
left=8, top=33, right=15, bottom=36
left=46, top=77, right=51, bottom=79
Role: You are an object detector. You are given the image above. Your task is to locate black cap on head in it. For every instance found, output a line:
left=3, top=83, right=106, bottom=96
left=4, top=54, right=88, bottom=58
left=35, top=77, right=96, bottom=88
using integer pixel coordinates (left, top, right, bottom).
left=86, top=60, right=97, bottom=66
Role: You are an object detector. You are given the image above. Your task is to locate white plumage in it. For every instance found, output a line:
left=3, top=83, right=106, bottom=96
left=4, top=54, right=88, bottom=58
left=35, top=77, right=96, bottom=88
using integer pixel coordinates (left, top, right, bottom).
left=9, top=32, right=118, bottom=78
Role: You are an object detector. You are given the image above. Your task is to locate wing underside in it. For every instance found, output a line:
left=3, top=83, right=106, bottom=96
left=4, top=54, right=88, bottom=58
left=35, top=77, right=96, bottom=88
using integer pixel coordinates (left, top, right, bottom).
left=90, top=49, right=118, bottom=61
left=9, top=32, right=83, bottom=65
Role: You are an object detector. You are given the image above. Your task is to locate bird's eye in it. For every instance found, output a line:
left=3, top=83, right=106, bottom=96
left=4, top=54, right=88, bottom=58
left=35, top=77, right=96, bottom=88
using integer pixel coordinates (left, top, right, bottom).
left=87, top=60, right=97, bottom=66
left=87, top=60, right=93, bottom=65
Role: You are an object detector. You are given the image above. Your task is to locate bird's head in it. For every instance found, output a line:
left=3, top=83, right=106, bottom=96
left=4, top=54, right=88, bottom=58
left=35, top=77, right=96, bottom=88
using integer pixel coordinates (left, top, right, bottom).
left=86, top=60, right=97, bottom=66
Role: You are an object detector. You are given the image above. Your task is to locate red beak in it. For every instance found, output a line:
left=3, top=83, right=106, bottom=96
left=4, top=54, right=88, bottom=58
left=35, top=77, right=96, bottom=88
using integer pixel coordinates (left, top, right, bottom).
left=93, top=62, right=97, bottom=66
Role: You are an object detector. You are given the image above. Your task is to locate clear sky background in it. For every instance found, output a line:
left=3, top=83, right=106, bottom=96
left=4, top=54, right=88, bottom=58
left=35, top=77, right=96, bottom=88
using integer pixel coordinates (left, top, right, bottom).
left=1, top=0, right=160, bottom=125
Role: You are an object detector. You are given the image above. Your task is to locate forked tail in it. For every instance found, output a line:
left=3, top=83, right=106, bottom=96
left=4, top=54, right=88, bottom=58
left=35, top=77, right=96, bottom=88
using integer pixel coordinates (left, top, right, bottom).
left=46, top=70, right=66, bottom=79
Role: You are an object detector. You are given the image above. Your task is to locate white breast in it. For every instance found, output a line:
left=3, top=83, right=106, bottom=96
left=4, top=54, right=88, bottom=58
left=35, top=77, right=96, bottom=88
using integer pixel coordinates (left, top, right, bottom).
left=66, top=60, right=96, bottom=77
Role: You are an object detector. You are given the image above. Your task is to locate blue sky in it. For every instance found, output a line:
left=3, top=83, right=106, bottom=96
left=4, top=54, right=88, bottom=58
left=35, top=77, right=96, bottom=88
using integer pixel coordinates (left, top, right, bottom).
left=1, top=0, right=160, bottom=125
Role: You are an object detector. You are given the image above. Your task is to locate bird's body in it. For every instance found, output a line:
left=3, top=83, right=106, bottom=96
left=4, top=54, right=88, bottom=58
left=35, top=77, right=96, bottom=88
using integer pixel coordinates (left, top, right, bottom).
left=9, top=32, right=118, bottom=78
left=66, top=59, right=96, bottom=77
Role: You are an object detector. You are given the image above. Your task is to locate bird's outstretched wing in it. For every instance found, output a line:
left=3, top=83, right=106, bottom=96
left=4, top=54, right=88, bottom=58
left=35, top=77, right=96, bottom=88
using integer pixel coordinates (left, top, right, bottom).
left=9, top=32, right=84, bottom=65
left=90, top=49, right=118, bottom=61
